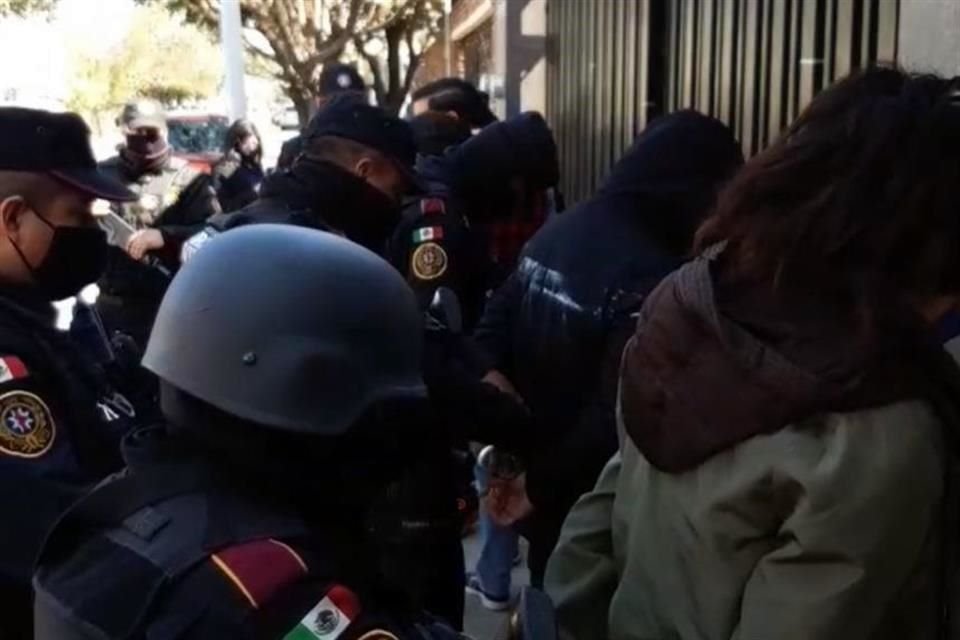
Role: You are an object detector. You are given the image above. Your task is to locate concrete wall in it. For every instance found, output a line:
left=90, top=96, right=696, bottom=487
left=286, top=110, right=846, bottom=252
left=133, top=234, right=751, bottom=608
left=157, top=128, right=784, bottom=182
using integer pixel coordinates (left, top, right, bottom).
left=898, top=0, right=960, bottom=76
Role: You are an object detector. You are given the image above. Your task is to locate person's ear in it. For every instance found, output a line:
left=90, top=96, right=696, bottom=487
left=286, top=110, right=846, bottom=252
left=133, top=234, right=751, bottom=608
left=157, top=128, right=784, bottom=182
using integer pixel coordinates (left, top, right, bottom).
left=445, top=110, right=460, bottom=121
left=0, top=196, right=29, bottom=241
left=355, top=157, right=373, bottom=179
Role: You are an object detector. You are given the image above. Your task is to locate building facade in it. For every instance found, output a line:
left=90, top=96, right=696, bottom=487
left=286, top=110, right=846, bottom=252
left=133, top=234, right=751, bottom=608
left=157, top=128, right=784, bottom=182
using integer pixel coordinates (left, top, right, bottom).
left=418, top=0, right=960, bottom=204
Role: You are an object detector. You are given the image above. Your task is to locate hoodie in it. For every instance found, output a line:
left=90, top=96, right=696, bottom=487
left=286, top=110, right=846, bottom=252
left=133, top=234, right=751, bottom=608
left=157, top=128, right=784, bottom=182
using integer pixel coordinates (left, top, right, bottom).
left=473, top=110, right=742, bottom=581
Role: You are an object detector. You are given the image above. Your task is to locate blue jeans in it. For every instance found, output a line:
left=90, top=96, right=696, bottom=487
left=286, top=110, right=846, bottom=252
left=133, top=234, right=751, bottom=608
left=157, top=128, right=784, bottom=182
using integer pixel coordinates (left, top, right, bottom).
left=474, top=462, right=519, bottom=600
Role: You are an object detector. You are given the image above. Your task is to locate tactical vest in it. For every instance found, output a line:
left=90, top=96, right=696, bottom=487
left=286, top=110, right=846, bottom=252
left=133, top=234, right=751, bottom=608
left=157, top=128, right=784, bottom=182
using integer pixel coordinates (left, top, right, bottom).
left=34, top=461, right=312, bottom=639
left=106, top=158, right=197, bottom=230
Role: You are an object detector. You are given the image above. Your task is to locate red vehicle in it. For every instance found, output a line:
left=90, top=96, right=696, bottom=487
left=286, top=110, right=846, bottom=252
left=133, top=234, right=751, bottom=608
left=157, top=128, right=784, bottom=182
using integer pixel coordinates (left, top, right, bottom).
left=166, top=113, right=229, bottom=173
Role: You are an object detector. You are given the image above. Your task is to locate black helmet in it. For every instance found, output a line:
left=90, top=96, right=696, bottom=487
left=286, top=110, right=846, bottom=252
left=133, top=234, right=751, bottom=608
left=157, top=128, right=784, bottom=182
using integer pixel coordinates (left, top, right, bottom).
left=142, top=224, right=427, bottom=436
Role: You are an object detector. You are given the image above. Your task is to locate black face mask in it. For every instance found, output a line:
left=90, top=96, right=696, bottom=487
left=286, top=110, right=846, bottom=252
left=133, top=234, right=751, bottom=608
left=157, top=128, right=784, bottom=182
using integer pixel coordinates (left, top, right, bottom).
left=11, top=210, right=109, bottom=301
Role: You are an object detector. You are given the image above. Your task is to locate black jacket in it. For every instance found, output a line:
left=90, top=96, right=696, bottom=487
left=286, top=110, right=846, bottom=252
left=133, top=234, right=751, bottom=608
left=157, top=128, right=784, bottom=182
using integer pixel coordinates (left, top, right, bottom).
left=33, top=427, right=464, bottom=640
left=212, top=150, right=264, bottom=213
left=202, top=160, right=400, bottom=257
left=388, top=112, right=559, bottom=330
left=0, top=289, right=137, bottom=638
left=474, top=111, right=743, bottom=558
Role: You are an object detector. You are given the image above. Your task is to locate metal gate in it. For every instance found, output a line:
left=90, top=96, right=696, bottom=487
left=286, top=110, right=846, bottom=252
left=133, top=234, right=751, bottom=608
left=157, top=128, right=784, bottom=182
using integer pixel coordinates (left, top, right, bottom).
left=546, top=0, right=900, bottom=204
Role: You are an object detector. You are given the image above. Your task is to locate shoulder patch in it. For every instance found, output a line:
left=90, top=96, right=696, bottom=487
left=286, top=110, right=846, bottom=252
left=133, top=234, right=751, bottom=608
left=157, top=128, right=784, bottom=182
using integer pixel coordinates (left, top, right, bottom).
left=180, top=228, right=217, bottom=264
left=0, top=356, right=29, bottom=384
left=412, top=226, right=444, bottom=244
left=420, top=198, right=446, bottom=216
left=411, top=242, right=448, bottom=281
left=210, top=538, right=308, bottom=609
left=0, top=390, right=55, bottom=458
left=283, top=584, right=361, bottom=640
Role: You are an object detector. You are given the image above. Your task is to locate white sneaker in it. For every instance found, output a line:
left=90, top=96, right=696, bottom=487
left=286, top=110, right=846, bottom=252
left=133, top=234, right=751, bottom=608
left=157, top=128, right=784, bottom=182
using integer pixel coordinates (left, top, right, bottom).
left=465, top=574, right=512, bottom=612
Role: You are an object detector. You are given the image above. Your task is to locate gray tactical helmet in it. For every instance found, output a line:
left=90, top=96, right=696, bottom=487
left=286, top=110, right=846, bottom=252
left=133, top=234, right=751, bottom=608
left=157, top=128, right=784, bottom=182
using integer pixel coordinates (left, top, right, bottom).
left=142, top=224, right=427, bottom=436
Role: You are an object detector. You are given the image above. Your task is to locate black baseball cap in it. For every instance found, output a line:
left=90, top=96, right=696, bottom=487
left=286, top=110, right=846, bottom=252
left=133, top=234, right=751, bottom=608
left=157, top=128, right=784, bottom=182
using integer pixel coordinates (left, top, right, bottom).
left=304, top=96, right=422, bottom=189
left=318, top=63, right=366, bottom=97
left=0, top=108, right=137, bottom=202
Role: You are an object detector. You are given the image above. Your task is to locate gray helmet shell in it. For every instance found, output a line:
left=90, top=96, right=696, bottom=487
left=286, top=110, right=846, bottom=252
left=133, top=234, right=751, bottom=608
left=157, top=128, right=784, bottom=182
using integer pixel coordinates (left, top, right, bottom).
left=143, top=224, right=427, bottom=436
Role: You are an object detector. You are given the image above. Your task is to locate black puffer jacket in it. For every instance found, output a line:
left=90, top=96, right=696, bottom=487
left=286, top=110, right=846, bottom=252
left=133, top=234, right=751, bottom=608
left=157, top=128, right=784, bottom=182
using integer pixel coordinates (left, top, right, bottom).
left=474, top=110, right=743, bottom=576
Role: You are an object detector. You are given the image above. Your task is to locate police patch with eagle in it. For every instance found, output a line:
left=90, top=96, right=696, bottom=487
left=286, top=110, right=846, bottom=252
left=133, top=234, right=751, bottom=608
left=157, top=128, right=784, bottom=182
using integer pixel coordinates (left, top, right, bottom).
left=0, top=390, right=55, bottom=458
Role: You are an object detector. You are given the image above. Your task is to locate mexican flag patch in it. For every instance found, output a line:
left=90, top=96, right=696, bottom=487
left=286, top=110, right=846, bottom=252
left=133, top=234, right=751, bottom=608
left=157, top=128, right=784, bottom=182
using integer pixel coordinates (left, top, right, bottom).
left=283, top=585, right=361, bottom=640
left=412, top=226, right=444, bottom=244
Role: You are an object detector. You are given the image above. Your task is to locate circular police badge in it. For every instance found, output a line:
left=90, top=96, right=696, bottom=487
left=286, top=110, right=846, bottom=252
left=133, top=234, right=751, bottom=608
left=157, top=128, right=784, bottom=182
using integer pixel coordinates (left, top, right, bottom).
left=337, top=73, right=353, bottom=89
left=411, top=242, right=448, bottom=281
left=0, top=391, right=55, bottom=458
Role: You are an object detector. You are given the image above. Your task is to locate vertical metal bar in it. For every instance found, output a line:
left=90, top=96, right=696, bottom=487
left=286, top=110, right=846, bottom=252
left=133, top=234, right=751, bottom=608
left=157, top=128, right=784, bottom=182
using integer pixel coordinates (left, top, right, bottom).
left=798, top=0, right=820, bottom=110
left=735, top=0, right=749, bottom=152
left=768, top=0, right=787, bottom=143
left=699, top=0, right=716, bottom=115
left=601, top=0, right=615, bottom=181
left=823, top=0, right=837, bottom=84
left=559, top=0, right=572, bottom=198
left=589, top=0, right=602, bottom=193
left=683, top=0, right=697, bottom=107
left=859, top=0, right=872, bottom=66
left=876, top=0, right=898, bottom=62
left=718, top=0, right=735, bottom=123
left=833, top=0, right=854, bottom=78
left=756, top=0, right=771, bottom=150
left=611, top=0, right=623, bottom=162
left=741, top=0, right=759, bottom=155
left=787, top=0, right=801, bottom=122
left=643, top=0, right=664, bottom=127
left=623, top=0, right=638, bottom=145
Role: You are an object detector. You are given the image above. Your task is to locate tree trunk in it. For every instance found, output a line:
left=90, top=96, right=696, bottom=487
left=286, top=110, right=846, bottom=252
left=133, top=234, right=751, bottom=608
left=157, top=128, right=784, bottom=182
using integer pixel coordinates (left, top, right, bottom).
left=382, top=21, right=406, bottom=115
left=292, top=92, right=314, bottom=127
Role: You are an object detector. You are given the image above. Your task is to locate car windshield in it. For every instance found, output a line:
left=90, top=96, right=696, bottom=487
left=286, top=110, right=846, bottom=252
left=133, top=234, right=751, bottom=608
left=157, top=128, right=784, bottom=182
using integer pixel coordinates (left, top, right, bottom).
left=167, top=118, right=228, bottom=154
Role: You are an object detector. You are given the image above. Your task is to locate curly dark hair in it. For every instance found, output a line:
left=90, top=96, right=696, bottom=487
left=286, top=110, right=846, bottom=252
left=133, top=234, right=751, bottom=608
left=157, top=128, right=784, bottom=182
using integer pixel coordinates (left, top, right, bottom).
left=696, top=67, right=960, bottom=312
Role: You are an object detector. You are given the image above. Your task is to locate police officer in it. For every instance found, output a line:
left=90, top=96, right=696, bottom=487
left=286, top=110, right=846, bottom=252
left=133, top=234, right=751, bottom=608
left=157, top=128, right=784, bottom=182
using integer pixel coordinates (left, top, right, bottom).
left=409, top=78, right=498, bottom=131
left=389, top=112, right=559, bottom=331
left=276, top=63, right=368, bottom=170
left=0, top=108, right=140, bottom=638
left=183, top=96, right=419, bottom=261
left=96, top=99, right=218, bottom=349
left=34, top=225, right=469, bottom=640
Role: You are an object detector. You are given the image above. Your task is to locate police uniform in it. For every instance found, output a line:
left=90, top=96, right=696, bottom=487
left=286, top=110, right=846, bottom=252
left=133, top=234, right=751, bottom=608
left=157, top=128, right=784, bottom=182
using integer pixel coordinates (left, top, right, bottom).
left=0, top=108, right=141, bottom=639
left=390, top=195, right=493, bottom=331
left=96, top=155, right=217, bottom=348
left=34, top=225, right=468, bottom=640
left=34, top=428, right=465, bottom=640
left=0, top=292, right=137, bottom=618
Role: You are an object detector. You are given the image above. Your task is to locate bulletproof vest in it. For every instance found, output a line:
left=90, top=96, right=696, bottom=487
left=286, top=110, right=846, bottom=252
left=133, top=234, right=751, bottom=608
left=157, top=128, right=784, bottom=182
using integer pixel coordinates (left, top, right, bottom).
left=34, top=462, right=311, bottom=639
left=97, top=158, right=198, bottom=301
left=104, top=157, right=198, bottom=230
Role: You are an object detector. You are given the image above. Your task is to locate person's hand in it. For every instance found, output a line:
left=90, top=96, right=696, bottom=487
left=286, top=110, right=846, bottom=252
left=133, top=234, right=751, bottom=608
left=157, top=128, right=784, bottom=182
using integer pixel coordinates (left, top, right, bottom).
left=126, top=229, right=165, bottom=261
left=485, top=472, right=534, bottom=527
left=483, top=369, right=523, bottom=402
